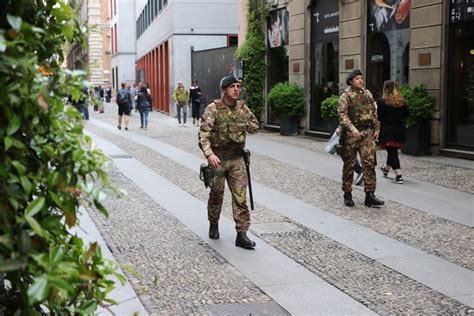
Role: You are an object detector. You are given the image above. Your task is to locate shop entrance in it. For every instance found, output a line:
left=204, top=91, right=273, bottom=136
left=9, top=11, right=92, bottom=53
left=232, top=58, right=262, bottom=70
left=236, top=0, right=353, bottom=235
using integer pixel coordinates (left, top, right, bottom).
left=446, top=3, right=474, bottom=150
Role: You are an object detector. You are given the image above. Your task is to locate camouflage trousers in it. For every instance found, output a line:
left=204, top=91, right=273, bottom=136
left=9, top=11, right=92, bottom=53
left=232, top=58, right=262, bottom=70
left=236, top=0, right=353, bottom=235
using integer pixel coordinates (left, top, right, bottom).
left=340, top=129, right=377, bottom=193
left=208, top=157, right=251, bottom=232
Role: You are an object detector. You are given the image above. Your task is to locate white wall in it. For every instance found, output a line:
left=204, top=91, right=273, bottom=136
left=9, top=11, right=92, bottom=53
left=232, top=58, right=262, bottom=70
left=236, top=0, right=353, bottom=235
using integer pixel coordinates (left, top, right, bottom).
left=110, top=0, right=136, bottom=85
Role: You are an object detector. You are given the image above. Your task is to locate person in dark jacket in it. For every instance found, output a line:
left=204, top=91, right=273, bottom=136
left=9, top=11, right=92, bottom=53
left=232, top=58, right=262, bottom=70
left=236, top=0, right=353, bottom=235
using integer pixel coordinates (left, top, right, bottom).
left=189, top=79, right=202, bottom=126
left=136, top=85, right=153, bottom=129
left=377, top=80, right=409, bottom=184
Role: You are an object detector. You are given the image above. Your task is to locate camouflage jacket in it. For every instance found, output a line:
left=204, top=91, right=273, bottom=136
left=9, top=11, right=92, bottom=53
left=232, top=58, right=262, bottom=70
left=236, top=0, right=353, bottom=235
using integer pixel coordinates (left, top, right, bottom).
left=198, top=100, right=259, bottom=158
left=337, top=87, right=380, bottom=134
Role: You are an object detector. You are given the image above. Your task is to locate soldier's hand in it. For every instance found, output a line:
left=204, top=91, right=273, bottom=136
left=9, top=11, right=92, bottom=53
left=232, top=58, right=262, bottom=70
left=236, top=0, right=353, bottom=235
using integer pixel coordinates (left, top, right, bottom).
left=373, top=131, right=379, bottom=141
left=207, top=154, right=221, bottom=168
left=352, top=129, right=361, bottom=140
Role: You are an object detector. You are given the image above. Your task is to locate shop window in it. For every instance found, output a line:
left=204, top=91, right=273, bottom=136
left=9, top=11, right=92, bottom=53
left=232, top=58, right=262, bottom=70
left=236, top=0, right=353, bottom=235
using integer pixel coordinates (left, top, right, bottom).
left=367, top=0, right=410, bottom=99
left=447, top=1, right=474, bottom=149
left=309, top=0, right=339, bottom=132
left=266, top=8, right=289, bottom=124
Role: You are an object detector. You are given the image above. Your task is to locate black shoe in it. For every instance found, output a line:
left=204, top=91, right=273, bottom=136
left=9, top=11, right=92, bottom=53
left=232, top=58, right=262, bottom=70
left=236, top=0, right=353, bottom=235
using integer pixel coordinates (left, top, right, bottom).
left=235, top=232, right=256, bottom=249
left=354, top=172, right=364, bottom=186
left=365, top=192, right=385, bottom=207
left=395, top=175, right=403, bottom=184
left=125, top=127, right=128, bottom=131
left=343, top=192, right=355, bottom=207
left=381, top=165, right=389, bottom=177
left=117, top=125, right=121, bottom=130
left=209, top=224, right=219, bottom=239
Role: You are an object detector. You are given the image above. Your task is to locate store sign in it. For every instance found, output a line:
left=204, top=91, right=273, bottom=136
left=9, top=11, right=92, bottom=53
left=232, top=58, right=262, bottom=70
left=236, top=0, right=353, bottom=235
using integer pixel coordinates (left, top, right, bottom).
left=368, top=0, right=410, bottom=33
left=268, top=9, right=289, bottom=48
left=451, top=0, right=474, bottom=22
left=312, top=0, right=339, bottom=42
left=370, top=54, right=384, bottom=63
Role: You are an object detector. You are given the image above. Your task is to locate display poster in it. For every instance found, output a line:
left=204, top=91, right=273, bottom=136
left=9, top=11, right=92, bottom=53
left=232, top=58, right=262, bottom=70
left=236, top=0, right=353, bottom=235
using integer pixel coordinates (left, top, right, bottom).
left=368, top=0, right=411, bottom=33
left=451, top=0, right=474, bottom=22
left=268, top=9, right=289, bottom=48
left=311, top=0, right=339, bottom=42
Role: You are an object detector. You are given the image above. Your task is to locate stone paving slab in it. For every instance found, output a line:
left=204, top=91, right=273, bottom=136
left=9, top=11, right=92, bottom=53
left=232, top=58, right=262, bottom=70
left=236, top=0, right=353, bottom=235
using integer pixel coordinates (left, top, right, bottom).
left=87, top=130, right=375, bottom=315
left=121, top=114, right=473, bottom=270
left=153, top=114, right=473, bottom=227
left=71, top=208, right=148, bottom=315
left=86, top=119, right=474, bottom=308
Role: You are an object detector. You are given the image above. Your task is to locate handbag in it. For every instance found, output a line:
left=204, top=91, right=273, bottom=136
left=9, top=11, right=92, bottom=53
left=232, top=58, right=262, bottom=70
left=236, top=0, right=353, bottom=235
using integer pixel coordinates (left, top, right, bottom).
left=325, top=131, right=340, bottom=155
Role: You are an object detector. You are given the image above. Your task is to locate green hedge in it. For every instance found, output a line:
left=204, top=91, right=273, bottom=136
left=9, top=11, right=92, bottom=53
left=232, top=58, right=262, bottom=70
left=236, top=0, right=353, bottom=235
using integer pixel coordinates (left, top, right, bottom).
left=1, top=2, right=122, bottom=314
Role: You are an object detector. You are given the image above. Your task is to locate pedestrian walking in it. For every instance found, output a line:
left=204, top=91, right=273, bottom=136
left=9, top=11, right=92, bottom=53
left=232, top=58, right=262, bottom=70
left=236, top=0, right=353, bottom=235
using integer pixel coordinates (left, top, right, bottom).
left=98, top=85, right=105, bottom=113
left=127, top=84, right=134, bottom=117
left=198, top=75, right=259, bottom=249
left=173, top=80, right=189, bottom=127
left=238, top=77, right=247, bottom=101
left=116, top=82, right=131, bottom=130
left=189, top=79, right=202, bottom=126
left=377, top=80, right=409, bottom=184
left=338, top=69, right=384, bottom=207
left=136, top=85, right=153, bottom=129
left=106, top=86, right=112, bottom=103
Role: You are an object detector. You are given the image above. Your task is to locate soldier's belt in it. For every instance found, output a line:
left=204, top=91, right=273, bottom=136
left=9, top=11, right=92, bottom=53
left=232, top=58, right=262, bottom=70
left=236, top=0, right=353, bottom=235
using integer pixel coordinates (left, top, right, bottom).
left=216, top=151, right=243, bottom=161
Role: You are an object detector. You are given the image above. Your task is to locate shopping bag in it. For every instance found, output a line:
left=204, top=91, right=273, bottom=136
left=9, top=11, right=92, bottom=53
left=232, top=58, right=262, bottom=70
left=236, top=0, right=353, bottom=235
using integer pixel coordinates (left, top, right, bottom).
left=325, top=132, right=340, bottom=155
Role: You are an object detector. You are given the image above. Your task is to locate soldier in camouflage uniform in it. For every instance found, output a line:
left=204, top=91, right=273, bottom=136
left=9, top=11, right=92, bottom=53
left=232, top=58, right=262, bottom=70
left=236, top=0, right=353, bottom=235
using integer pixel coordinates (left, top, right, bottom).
left=338, top=69, right=385, bottom=207
left=198, top=75, right=259, bottom=249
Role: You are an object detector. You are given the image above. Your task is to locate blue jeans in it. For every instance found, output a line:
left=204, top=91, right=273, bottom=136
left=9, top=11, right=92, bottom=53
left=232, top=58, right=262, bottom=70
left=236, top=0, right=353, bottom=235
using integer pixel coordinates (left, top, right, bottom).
left=139, top=108, right=150, bottom=127
left=176, top=103, right=187, bottom=124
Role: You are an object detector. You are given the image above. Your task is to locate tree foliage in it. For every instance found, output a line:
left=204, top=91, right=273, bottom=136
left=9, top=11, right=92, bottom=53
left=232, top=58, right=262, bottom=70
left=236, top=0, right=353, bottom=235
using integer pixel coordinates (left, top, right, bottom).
left=267, top=82, right=305, bottom=118
left=236, top=0, right=266, bottom=118
left=0, top=1, right=123, bottom=314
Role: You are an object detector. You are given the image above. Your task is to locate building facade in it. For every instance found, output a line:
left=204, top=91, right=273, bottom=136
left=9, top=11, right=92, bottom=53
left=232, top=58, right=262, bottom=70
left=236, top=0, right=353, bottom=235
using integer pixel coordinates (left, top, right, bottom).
left=110, top=0, right=137, bottom=90
left=66, top=0, right=111, bottom=87
left=135, top=0, right=238, bottom=114
left=239, top=0, right=473, bottom=157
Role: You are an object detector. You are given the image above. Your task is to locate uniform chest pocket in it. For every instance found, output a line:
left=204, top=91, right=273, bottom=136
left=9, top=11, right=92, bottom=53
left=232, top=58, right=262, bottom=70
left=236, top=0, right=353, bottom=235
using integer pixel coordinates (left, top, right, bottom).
left=227, top=121, right=246, bottom=143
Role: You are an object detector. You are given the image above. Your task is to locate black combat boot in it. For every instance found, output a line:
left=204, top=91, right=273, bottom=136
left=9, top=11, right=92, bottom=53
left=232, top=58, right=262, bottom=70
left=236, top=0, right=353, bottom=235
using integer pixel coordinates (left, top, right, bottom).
left=343, top=192, right=355, bottom=207
left=235, top=232, right=256, bottom=249
left=365, top=192, right=385, bottom=207
left=209, top=223, right=219, bottom=239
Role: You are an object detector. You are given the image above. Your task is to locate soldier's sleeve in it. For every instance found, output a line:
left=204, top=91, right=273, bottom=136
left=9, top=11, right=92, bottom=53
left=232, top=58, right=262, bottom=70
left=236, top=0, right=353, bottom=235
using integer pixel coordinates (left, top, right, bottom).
left=242, top=103, right=259, bottom=134
left=337, top=93, right=356, bottom=132
left=198, top=103, right=217, bottom=158
left=367, top=90, right=380, bottom=133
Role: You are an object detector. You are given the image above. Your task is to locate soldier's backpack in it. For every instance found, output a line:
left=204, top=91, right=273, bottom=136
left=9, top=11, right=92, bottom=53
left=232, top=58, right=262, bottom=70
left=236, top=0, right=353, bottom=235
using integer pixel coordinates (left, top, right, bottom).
left=116, top=88, right=128, bottom=105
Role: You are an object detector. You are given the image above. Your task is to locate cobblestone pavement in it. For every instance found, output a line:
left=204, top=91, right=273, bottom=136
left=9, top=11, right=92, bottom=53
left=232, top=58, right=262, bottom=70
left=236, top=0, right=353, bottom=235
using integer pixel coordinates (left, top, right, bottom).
left=84, top=108, right=473, bottom=314
left=90, top=166, right=270, bottom=315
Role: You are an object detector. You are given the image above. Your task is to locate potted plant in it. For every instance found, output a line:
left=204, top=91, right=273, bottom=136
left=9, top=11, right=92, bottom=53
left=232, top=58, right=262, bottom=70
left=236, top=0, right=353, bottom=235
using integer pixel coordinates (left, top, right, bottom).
left=399, top=84, right=434, bottom=155
left=321, top=94, right=340, bottom=133
left=267, top=82, right=305, bottom=135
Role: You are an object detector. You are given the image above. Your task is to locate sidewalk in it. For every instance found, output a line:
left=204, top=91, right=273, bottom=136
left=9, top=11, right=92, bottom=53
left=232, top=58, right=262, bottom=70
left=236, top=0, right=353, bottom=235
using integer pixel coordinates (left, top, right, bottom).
left=81, top=106, right=473, bottom=314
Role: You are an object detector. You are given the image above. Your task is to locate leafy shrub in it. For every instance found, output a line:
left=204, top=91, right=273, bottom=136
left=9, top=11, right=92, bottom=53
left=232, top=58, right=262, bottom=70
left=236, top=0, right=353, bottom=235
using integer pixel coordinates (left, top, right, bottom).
left=267, top=82, right=305, bottom=117
left=1, top=1, right=122, bottom=314
left=399, top=84, right=434, bottom=127
left=320, top=95, right=339, bottom=118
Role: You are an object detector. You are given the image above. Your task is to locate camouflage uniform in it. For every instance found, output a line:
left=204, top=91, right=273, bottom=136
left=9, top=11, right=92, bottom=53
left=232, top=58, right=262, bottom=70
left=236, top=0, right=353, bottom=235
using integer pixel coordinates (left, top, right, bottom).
left=338, top=87, right=380, bottom=193
left=198, top=99, right=259, bottom=232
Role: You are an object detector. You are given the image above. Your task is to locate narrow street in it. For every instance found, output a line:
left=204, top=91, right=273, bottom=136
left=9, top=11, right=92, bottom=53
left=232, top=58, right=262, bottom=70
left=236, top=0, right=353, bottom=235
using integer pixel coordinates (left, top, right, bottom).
left=83, top=103, right=473, bottom=315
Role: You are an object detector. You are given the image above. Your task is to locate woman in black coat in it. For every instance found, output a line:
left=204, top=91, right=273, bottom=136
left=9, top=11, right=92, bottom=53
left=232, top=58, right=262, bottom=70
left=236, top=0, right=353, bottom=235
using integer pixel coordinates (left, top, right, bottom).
left=377, top=80, right=409, bottom=184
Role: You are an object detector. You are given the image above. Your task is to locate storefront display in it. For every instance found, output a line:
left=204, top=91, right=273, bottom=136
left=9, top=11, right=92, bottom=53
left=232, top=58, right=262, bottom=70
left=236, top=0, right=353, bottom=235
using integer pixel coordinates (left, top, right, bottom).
left=447, top=0, right=474, bottom=149
left=309, top=0, right=339, bottom=132
left=367, top=0, right=410, bottom=98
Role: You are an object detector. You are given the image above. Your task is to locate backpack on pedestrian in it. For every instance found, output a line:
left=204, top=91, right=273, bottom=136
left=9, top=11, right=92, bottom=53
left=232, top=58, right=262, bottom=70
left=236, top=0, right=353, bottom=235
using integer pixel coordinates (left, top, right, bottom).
left=116, top=88, right=129, bottom=105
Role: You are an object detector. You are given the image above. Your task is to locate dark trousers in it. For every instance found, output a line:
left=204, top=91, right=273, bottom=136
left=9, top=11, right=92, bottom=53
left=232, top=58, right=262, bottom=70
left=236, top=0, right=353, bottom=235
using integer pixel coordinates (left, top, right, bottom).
left=385, top=146, right=401, bottom=170
left=191, top=100, right=201, bottom=119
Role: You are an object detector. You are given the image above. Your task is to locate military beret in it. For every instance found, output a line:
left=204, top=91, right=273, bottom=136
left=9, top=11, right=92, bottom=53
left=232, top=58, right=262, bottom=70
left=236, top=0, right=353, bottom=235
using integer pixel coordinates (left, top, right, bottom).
left=346, top=69, right=363, bottom=85
left=220, top=75, right=239, bottom=89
